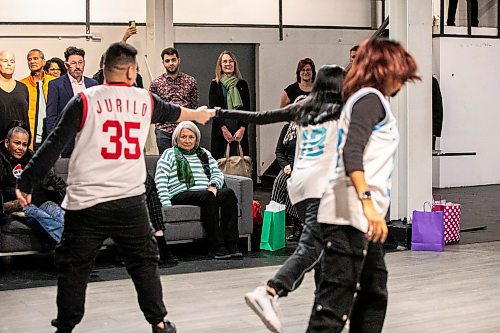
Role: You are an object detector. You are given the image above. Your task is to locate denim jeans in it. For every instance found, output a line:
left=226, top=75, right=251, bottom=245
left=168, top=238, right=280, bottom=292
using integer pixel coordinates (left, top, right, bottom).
left=268, top=199, right=322, bottom=297
left=51, top=195, right=166, bottom=333
left=307, top=224, right=388, bottom=333
left=155, top=129, right=173, bottom=155
left=23, top=201, right=65, bottom=244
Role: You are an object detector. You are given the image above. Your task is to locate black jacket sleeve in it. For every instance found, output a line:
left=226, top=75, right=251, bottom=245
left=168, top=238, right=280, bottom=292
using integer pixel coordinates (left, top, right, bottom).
left=41, top=168, right=67, bottom=203
left=209, top=81, right=226, bottom=129
left=17, top=95, right=82, bottom=194
left=275, top=124, right=291, bottom=169
left=216, top=104, right=296, bottom=125
left=343, top=93, right=386, bottom=174
left=432, top=76, right=444, bottom=137
left=236, top=80, right=251, bottom=129
left=151, top=93, right=182, bottom=124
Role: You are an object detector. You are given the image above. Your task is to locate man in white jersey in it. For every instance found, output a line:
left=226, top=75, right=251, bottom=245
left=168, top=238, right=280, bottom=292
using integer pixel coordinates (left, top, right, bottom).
left=16, top=42, right=214, bottom=333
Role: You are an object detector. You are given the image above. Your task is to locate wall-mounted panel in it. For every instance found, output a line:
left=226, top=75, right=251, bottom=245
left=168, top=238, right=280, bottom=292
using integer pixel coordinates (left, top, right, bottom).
left=283, top=0, right=371, bottom=27
left=90, top=0, right=146, bottom=23
left=0, top=0, right=86, bottom=22
left=173, top=0, right=279, bottom=25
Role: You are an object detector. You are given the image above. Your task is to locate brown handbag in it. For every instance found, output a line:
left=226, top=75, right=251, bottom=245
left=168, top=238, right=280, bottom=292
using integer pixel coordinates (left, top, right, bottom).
left=217, top=143, right=253, bottom=178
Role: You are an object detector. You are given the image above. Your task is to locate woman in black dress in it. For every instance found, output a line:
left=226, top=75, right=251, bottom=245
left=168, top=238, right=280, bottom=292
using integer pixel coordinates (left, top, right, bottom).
left=279, top=58, right=316, bottom=107
left=209, top=51, right=251, bottom=160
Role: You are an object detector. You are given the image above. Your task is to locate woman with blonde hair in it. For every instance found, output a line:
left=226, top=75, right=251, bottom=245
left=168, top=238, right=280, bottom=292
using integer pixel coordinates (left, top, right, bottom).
left=209, top=51, right=251, bottom=160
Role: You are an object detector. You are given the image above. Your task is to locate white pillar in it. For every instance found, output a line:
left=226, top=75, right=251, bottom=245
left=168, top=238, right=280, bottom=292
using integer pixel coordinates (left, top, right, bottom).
left=389, top=0, right=433, bottom=219
left=146, top=0, right=174, bottom=80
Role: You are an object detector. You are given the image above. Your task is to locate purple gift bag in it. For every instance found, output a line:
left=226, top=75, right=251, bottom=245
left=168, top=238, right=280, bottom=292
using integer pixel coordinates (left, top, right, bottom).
left=411, top=203, right=445, bottom=252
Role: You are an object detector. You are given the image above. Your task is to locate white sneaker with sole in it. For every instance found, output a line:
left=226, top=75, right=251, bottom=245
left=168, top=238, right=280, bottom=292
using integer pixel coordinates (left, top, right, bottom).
left=244, top=286, right=282, bottom=333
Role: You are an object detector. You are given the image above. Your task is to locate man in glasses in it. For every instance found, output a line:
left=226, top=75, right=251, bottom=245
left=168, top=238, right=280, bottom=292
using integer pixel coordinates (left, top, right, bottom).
left=20, top=49, right=55, bottom=151
left=46, top=46, right=98, bottom=157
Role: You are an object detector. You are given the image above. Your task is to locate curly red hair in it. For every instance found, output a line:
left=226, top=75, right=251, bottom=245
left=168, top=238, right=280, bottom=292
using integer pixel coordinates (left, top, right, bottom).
left=342, top=38, right=421, bottom=101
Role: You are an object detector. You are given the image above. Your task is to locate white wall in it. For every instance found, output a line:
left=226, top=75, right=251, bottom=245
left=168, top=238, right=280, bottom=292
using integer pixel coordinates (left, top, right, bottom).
left=173, top=0, right=371, bottom=26
left=0, top=0, right=147, bottom=23
left=0, top=25, right=148, bottom=85
left=433, top=37, right=500, bottom=187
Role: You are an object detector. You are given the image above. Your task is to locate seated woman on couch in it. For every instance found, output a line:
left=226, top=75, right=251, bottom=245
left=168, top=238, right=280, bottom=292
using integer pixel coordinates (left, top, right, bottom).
left=154, top=121, right=241, bottom=260
left=0, top=124, right=66, bottom=245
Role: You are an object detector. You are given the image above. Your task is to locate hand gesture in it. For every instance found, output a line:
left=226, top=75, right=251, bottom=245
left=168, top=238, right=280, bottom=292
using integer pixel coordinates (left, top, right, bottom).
left=233, top=127, right=245, bottom=142
left=121, top=26, right=137, bottom=43
left=283, top=164, right=292, bottom=175
left=363, top=203, right=388, bottom=243
left=15, top=189, right=32, bottom=208
left=222, top=126, right=234, bottom=143
left=194, top=106, right=215, bottom=125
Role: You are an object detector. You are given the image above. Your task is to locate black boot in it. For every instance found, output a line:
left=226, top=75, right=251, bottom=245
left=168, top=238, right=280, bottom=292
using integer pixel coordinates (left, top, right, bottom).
left=155, top=235, right=179, bottom=267
left=286, top=217, right=303, bottom=242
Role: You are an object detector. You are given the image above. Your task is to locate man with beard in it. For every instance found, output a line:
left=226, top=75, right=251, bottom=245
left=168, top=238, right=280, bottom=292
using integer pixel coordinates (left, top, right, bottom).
left=150, top=47, right=199, bottom=153
left=46, top=46, right=98, bottom=157
left=20, top=49, right=55, bottom=151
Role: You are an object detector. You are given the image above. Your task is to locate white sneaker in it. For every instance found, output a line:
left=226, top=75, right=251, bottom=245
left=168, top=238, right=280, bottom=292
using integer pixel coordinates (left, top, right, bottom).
left=244, top=286, right=282, bottom=333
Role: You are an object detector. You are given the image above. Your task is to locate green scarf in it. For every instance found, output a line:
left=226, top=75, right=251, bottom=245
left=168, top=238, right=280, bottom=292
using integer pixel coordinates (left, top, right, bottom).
left=220, top=74, right=243, bottom=110
left=174, top=146, right=198, bottom=189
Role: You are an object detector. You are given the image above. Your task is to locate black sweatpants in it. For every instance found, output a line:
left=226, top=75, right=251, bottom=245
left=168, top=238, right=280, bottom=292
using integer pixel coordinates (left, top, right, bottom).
left=52, top=195, right=166, bottom=333
left=307, top=224, right=388, bottom=333
left=171, top=188, right=240, bottom=251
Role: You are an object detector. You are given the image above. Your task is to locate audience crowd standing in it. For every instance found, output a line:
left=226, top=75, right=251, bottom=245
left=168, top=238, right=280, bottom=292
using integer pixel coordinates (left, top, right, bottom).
left=209, top=50, right=251, bottom=160
left=150, top=47, right=199, bottom=153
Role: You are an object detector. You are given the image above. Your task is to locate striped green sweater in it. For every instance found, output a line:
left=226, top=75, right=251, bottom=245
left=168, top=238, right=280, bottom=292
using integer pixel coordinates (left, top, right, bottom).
left=155, top=147, right=224, bottom=206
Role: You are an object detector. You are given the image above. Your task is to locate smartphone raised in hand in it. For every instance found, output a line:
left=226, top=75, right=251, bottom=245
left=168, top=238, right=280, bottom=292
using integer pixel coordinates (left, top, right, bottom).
left=128, top=20, right=136, bottom=29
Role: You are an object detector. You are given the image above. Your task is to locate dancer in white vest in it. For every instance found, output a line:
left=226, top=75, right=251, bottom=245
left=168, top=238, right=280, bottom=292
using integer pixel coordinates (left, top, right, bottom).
left=307, top=38, right=420, bottom=333
left=16, top=42, right=214, bottom=333
left=217, top=65, right=345, bottom=333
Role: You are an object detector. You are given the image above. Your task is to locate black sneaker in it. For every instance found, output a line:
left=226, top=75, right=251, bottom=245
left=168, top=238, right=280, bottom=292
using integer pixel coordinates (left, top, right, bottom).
left=228, top=244, right=243, bottom=258
left=210, top=246, right=232, bottom=259
left=152, top=320, right=177, bottom=333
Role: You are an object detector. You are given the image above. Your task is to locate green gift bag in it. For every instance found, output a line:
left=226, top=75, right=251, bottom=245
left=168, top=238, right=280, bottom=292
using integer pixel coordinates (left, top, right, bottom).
left=260, top=201, right=286, bottom=251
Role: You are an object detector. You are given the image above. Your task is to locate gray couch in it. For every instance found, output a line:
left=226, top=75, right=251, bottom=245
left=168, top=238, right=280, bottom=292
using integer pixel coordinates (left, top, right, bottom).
left=0, top=156, right=253, bottom=256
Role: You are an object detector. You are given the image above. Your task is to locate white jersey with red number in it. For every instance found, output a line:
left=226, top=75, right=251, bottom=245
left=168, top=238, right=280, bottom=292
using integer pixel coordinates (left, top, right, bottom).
left=62, top=84, right=153, bottom=210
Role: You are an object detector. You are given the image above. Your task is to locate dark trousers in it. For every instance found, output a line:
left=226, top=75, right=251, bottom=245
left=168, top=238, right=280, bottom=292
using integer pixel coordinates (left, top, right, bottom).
left=447, top=0, right=479, bottom=26
left=307, top=224, right=388, bottom=333
left=155, top=129, right=173, bottom=155
left=52, top=195, right=166, bottom=333
left=171, top=188, right=240, bottom=251
left=268, top=199, right=322, bottom=297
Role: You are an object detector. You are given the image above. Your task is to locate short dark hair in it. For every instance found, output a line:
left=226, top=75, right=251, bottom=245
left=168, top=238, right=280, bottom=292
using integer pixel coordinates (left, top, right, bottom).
left=350, top=45, right=359, bottom=53
left=295, top=58, right=316, bottom=83
left=44, top=57, right=67, bottom=75
left=64, top=46, right=85, bottom=61
left=161, top=47, right=179, bottom=60
left=103, top=42, right=137, bottom=74
left=27, top=49, right=45, bottom=59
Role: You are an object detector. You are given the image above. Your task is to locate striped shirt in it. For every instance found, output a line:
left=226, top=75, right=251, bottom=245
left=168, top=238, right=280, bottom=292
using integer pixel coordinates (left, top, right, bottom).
left=155, top=147, right=224, bottom=206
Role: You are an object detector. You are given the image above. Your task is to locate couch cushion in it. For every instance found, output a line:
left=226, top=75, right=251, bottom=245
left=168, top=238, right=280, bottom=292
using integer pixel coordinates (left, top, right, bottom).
left=162, top=205, right=200, bottom=222
left=1, top=219, right=32, bottom=234
left=145, top=155, right=161, bottom=176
